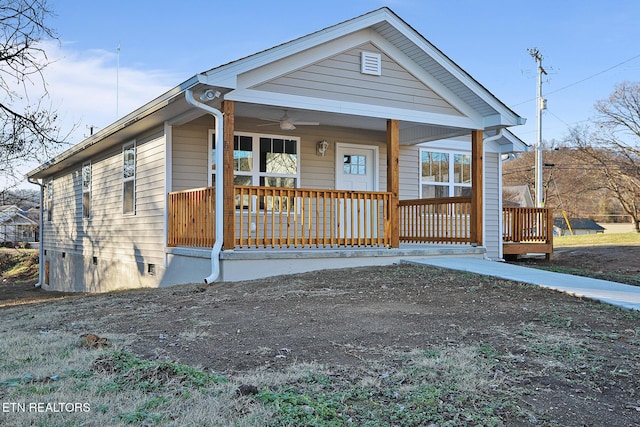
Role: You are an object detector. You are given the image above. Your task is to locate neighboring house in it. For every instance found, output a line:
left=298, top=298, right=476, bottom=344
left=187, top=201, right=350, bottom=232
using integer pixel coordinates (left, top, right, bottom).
left=554, top=218, right=605, bottom=236
left=27, top=7, right=530, bottom=293
left=503, top=185, right=534, bottom=208
left=0, top=205, right=39, bottom=244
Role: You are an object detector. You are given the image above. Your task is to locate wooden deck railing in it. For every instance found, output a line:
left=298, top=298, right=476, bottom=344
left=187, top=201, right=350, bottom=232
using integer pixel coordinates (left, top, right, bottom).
left=234, top=186, right=392, bottom=248
left=167, top=186, right=392, bottom=248
left=502, top=207, right=553, bottom=242
left=167, top=188, right=554, bottom=256
left=502, top=206, right=553, bottom=259
left=168, top=187, right=216, bottom=247
left=398, top=196, right=472, bottom=244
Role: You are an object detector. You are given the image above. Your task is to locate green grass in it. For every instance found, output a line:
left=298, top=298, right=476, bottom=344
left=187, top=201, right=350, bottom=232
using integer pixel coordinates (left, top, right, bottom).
left=554, top=232, right=640, bottom=247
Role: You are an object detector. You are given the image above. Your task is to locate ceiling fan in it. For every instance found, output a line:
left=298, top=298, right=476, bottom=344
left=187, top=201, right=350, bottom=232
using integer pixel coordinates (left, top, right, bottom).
left=257, top=110, right=319, bottom=130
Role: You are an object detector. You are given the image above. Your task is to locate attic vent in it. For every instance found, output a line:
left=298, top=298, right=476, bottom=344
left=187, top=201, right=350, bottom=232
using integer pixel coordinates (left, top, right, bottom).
left=361, top=51, right=381, bottom=76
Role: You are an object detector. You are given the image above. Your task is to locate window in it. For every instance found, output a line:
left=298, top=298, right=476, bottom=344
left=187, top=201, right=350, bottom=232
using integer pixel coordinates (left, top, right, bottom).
left=45, top=179, right=53, bottom=221
left=82, top=162, right=91, bottom=218
left=420, top=149, right=471, bottom=198
left=123, top=142, right=136, bottom=214
left=343, top=154, right=366, bottom=175
left=210, top=132, right=300, bottom=209
left=259, top=136, right=297, bottom=185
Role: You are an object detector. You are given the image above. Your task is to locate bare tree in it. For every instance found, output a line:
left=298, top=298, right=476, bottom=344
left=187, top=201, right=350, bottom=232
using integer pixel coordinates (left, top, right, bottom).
left=0, top=0, right=64, bottom=185
left=503, top=144, right=612, bottom=219
left=568, top=82, right=640, bottom=232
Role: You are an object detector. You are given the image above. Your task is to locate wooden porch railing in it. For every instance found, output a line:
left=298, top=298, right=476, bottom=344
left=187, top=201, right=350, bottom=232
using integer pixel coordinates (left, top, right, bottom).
left=234, top=186, right=391, bottom=248
left=398, top=196, right=472, bottom=244
left=167, top=186, right=392, bottom=248
left=168, top=187, right=216, bottom=247
left=502, top=206, right=553, bottom=259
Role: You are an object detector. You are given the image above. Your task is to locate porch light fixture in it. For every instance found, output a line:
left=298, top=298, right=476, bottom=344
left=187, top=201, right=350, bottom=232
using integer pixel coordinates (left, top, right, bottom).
left=199, top=89, right=221, bottom=102
left=317, top=140, right=329, bottom=156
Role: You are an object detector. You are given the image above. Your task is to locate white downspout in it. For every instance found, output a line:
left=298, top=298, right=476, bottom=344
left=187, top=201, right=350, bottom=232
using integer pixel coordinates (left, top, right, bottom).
left=27, top=177, right=44, bottom=287
left=482, top=129, right=504, bottom=261
left=184, top=88, right=224, bottom=284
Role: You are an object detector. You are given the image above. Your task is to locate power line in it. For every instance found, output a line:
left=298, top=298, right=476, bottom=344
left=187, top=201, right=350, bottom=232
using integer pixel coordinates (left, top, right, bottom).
left=545, top=53, right=640, bottom=97
left=511, top=52, right=640, bottom=108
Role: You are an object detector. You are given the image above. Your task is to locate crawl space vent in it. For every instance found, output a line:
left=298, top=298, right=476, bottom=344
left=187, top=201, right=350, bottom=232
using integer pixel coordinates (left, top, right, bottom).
left=361, top=51, right=382, bottom=76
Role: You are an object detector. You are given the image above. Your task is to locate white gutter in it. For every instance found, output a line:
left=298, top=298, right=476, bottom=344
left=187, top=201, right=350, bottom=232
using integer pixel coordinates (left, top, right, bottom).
left=484, top=128, right=504, bottom=145
left=184, top=88, right=224, bottom=284
left=483, top=129, right=504, bottom=261
left=27, top=177, right=45, bottom=287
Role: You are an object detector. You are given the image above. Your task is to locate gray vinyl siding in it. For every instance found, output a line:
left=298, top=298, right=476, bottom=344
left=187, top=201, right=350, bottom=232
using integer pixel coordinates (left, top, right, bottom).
left=172, top=116, right=419, bottom=197
left=484, top=151, right=501, bottom=259
left=399, top=145, right=420, bottom=200
left=206, top=117, right=390, bottom=191
left=172, top=116, right=214, bottom=191
left=253, top=42, right=462, bottom=117
left=43, top=128, right=167, bottom=291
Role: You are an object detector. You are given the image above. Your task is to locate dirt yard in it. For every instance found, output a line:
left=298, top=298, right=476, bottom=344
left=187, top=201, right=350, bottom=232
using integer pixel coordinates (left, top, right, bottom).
left=1, top=248, right=640, bottom=425
left=511, top=245, right=640, bottom=286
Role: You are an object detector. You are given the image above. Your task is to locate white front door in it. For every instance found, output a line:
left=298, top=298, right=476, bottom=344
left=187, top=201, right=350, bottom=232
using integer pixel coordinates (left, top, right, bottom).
left=335, top=144, right=377, bottom=191
left=335, top=144, right=378, bottom=239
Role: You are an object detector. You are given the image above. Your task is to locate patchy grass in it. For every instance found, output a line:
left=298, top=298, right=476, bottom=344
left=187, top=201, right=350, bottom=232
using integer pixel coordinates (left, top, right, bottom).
left=554, top=232, right=640, bottom=247
left=0, top=249, right=38, bottom=284
left=0, top=333, right=532, bottom=426
left=1, top=261, right=640, bottom=425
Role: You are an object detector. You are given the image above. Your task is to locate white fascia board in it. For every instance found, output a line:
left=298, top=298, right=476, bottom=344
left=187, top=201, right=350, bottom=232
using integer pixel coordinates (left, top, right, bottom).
left=482, top=129, right=529, bottom=153
left=419, top=139, right=471, bottom=151
left=483, top=113, right=525, bottom=128
left=200, top=11, right=391, bottom=90
left=501, top=133, right=530, bottom=153
left=225, top=89, right=480, bottom=129
left=383, top=13, right=523, bottom=126
left=237, top=30, right=374, bottom=89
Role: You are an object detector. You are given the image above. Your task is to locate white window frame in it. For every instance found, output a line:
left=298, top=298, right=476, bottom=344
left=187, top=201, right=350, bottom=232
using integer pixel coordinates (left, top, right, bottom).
left=122, top=141, right=136, bottom=215
left=82, top=161, right=91, bottom=219
left=209, top=130, right=301, bottom=183
left=419, top=148, right=472, bottom=198
left=209, top=131, right=301, bottom=212
left=45, top=178, right=53, bottom=222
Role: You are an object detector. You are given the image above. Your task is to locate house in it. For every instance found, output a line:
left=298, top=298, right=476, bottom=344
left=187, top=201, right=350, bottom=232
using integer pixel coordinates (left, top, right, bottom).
left=554, top=218, right=605, bottom=236
left=0, top=205, right=39, bottom=244
left=503, top=185, right=534, bottom=208
left=26, top=7, right=536, bottom=293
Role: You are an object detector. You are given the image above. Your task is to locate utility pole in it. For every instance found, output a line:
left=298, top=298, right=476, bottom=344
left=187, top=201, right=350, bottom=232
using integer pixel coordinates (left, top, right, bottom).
left=528, top=48, right=547, bottom=207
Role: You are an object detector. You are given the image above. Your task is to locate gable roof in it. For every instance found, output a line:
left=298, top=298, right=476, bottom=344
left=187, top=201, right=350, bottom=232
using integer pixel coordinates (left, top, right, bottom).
left=199, top=7, right=524, bottom=129
left=0, top=206, right=38, bottom=226
left=27, top=7, right=525, bottom=180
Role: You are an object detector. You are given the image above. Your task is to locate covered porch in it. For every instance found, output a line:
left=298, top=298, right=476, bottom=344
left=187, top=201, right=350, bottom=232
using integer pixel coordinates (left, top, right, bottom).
left=167, top=102, right=487, bottom=252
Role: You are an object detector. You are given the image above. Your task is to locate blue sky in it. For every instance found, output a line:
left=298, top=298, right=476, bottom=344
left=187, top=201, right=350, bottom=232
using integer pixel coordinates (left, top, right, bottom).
left=37, top=0, right=640, bottom=153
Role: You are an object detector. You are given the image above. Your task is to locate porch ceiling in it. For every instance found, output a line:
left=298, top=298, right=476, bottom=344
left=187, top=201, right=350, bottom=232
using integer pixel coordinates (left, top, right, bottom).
left=234, top=102, right=469, bottom=145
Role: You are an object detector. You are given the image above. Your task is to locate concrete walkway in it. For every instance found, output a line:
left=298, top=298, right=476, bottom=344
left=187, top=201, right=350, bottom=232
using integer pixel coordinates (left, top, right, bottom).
left=407, top=257, right=640, bottom=311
